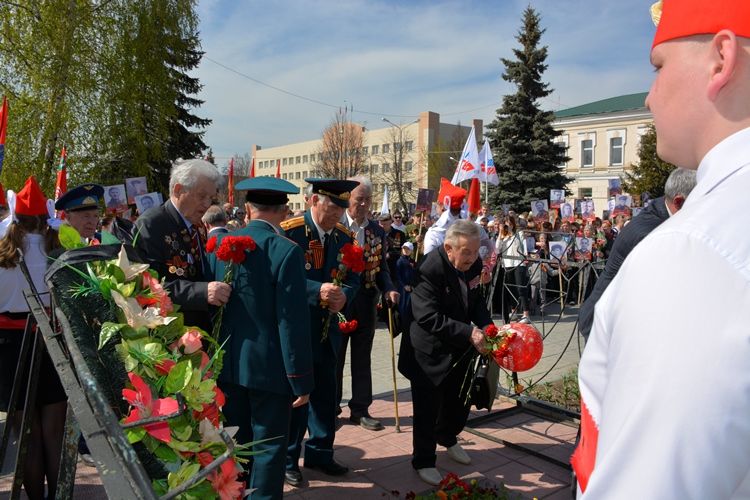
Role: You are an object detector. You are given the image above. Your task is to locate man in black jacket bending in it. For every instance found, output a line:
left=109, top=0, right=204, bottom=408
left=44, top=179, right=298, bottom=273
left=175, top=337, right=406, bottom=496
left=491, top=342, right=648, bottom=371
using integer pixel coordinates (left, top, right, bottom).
left=578, top=167, right=696, bottom=340
left=398, top=220, right=493, bottom=486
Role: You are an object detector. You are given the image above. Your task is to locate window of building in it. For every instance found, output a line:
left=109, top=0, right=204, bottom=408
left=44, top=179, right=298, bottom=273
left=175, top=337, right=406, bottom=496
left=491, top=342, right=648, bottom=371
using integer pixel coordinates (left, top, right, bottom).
left=371, top=164, right=379, bottom=174
left=303, top=155, right=308, bottom=163
left=362, top=164, right=369, bottom=173
left=295, top=203, right=300, bottom=210
left=283, top=158, right=288, bottom=166
left=581, top=139, right=594, bottom=167
left=382, top=144, right=390, bottom=154
left=405, top=141, right=413, bottom=151
left=294, top=156, right=300, bottom=164
left=295, top=172, right=301, bottom=179
left=405, top=161, right=413, bottom=172
left=609, top=136, right=623, bottom=166
left=382, top=163, right=390, bottom=173
left=371, top=145, right=379, bottom=155
left=362, top=146, right=368, bottom=155
left=302, top=171, right=308, bottom=178
left=317, top=153, right=323, bottom=161
left=394, top=143, right=401, bottom=152
left=282, top=173, right=288, bottom=180
left=579, top=187, right=593, bottom=198
left=405, top=182, right=413, bottom=191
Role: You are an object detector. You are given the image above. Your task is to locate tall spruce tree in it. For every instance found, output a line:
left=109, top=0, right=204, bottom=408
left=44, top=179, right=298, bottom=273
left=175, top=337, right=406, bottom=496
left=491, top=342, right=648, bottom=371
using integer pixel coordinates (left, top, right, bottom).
left=622, top=124, right=675, bottom=198
left=486, top=7, right=569, bottom=213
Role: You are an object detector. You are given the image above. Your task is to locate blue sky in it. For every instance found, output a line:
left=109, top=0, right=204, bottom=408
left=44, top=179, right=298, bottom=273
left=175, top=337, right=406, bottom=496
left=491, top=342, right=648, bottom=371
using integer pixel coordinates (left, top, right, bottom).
left=193, top=0, right=656, bottom=166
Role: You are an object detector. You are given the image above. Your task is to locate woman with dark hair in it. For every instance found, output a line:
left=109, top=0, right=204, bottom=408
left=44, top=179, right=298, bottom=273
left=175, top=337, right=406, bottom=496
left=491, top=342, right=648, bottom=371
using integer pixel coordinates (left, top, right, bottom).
left=494, top=215, right=530, bottom=323
left=0, top=177, right=66, bottom=500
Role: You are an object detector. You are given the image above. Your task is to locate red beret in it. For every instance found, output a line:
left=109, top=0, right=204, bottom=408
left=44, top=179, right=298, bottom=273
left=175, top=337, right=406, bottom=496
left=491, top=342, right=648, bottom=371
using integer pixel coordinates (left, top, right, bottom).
left=437, top=177, right=466, bottom=210
left=652, top=0, right=750, bottom=49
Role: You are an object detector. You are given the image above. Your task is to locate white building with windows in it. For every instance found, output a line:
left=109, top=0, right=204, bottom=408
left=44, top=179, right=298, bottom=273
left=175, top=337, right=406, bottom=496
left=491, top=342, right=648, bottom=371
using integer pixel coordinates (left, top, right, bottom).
left=247, top=111, right=480, bottom=211
left=552, top=92, right=652, bottom=217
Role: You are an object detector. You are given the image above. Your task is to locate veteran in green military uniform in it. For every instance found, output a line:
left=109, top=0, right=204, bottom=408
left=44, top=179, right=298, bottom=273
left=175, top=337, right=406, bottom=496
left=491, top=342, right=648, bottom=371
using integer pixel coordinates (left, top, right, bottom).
left=281, top=178, right=360, bottom=487
left=209, top=177, right=314, bottom=500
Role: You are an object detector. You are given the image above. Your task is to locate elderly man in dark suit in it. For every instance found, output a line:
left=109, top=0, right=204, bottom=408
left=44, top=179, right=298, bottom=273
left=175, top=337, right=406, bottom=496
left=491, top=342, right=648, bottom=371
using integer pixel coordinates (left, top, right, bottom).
left=337, top=177, right=398, bottom=431
left=578, top=168, right=696, bottom=340
left=399, top=220, right=494, bottom=486
left=209, top=177, right=313, bottom=500
left=135, top=159, right=231, bottom=331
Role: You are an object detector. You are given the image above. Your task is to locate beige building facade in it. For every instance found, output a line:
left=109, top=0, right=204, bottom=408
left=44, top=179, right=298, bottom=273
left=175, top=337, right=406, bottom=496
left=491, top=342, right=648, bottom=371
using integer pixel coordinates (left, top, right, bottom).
left=553, top=92, right=652, bottom=217
left=249, top=111, right=481, bottom=211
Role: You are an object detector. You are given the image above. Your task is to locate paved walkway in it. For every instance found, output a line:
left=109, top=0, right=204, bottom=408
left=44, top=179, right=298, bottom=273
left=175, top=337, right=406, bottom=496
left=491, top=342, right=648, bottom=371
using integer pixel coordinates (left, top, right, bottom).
left=1, top=307, right=583, bottom=499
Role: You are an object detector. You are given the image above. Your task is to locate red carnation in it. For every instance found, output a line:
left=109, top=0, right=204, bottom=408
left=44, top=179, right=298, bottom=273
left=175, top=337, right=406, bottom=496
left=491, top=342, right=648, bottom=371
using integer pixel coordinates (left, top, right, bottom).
left=340, top=243, right=365, bottom=273
left=206, top=235, right=217, bottom=253
left=484, top=324, right=499, bottom=339
left=215, top=235, right=256, bottom=264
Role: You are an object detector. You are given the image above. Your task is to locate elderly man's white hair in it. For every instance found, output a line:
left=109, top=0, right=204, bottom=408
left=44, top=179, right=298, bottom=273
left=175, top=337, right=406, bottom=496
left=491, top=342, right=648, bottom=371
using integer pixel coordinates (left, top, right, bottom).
left=445, top=219, right=481, bottom=246
left=347, top=175, right=372, bottom=195
left=169, top=158, right=220, bottom=195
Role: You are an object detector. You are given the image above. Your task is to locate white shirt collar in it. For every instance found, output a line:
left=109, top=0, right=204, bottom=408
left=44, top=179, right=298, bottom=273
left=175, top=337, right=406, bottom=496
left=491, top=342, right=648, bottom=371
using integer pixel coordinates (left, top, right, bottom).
left=689, top=126, right=750, bottom=205
left=311, top=216, right=331, bottom=240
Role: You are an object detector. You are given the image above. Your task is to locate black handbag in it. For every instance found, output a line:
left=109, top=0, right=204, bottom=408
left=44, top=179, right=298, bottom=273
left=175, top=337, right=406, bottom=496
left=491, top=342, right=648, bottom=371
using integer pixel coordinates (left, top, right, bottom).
left=470, top=355, right=500, bottom=411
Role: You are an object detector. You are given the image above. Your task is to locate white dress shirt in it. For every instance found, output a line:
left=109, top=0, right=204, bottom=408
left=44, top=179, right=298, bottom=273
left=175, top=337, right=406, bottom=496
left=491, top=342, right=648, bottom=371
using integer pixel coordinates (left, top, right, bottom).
left=344, top=212, right=366, bottom=246
left=578, top=127, right=750, bottom=498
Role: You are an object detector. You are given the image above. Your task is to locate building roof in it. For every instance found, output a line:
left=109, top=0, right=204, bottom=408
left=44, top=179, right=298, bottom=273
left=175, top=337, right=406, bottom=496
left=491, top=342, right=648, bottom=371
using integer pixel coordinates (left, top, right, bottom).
left=554, top=92, right=649, bottom=119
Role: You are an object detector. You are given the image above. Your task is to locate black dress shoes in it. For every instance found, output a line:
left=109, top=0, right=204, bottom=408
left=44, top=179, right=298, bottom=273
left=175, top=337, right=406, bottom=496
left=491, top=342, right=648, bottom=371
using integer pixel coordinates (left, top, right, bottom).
left=285, top=469, right=303, bottom=487
left=304, top=459, right=349, bottom=476
left=349, top=414, right=384, bottom=431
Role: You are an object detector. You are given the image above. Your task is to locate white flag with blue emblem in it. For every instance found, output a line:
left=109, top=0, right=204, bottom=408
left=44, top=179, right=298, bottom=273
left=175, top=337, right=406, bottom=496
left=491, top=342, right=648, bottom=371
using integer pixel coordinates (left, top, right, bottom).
left=478, top=139, right=499, bottom=186
left=451, top=126, right=480, bottom=185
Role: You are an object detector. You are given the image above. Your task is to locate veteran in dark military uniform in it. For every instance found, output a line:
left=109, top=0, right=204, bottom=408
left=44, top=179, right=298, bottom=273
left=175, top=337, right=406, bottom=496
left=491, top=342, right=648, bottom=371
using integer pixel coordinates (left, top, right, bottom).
left=337, top=177, right=398, bottom=431
left=55, top=183, right=104, bottom=242
left=135, top=159, right=230, bottom=331
left=281, top=178, right=360, bottom=487
left=209, top=177, right=313, bottom=500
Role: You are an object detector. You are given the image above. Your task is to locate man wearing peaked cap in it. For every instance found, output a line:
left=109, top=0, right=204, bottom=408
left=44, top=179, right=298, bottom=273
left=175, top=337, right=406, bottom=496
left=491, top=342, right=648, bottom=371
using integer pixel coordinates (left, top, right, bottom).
left=281, top=177, right=360, bottom=486
left=55, top=183, right=103, bottom=240
left=208, top=176, right=313, bottom=499
left=573, top=1, right=750, bottom=498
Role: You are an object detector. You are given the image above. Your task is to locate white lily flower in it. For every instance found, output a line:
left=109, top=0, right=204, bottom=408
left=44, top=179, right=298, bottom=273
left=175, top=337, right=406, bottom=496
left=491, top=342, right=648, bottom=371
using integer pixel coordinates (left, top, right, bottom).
left=111, top=290, right=176, bottom=329
left=116, top=245, right=150, bottom=281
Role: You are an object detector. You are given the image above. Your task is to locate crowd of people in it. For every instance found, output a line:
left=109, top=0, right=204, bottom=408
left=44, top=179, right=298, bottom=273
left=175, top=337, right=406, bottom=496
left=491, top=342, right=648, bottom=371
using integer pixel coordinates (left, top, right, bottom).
left=0, top=157, right=674, bottom=499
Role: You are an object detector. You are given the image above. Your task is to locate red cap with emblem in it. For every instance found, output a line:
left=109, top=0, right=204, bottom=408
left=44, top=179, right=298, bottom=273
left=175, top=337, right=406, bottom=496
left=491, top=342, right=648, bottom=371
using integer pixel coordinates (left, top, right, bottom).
left=437, top=177, right=467, bottom=211
left=15, top=176, right=48, bottom=216
left=651, top=0, right=750, bottom=49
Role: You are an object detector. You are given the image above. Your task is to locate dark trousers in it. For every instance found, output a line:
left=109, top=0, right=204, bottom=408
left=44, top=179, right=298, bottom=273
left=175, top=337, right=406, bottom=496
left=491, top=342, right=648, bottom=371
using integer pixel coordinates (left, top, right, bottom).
left=287, top=352, right=338, bottom=469
left=409, top=359, right=472, bottom=470
left=336, top=289, right=378, bottom=416
left=220, top=382, right=292, bottom=500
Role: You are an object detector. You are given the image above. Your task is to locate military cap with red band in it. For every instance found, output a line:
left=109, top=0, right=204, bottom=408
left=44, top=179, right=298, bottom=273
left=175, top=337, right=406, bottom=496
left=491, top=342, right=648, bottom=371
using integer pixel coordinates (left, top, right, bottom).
left=651, top=0, right=750, bottom=49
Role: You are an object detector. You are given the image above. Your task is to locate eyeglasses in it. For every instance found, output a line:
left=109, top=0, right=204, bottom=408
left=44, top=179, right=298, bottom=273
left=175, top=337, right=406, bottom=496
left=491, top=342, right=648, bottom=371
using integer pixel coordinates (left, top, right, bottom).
left=393, top=216, right=402, bottom=219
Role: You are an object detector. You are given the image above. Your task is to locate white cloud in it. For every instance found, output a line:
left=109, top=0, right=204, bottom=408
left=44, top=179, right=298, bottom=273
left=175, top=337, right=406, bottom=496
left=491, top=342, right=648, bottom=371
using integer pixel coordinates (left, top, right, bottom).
left=193, top=0, right=656, bottom=165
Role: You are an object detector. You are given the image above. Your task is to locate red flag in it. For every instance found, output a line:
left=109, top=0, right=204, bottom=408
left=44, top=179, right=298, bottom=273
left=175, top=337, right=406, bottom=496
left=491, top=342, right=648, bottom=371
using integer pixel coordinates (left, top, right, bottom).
left=0, top=96, right=8, bottom=206
left=54, top=146, right=68, bottom=216
left=468, top=177, right=481, bottom=215
left=275, top=159, right=281, bottom=179
left=228, top=157, right=235, bottom=206
left=249, top=157, right=255, bottom=178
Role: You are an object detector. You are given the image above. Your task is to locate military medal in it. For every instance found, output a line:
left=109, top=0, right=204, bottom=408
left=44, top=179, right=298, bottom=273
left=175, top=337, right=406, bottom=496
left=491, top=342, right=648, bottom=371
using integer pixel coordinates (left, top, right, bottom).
left=305, top=262, right=312, bottom=270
